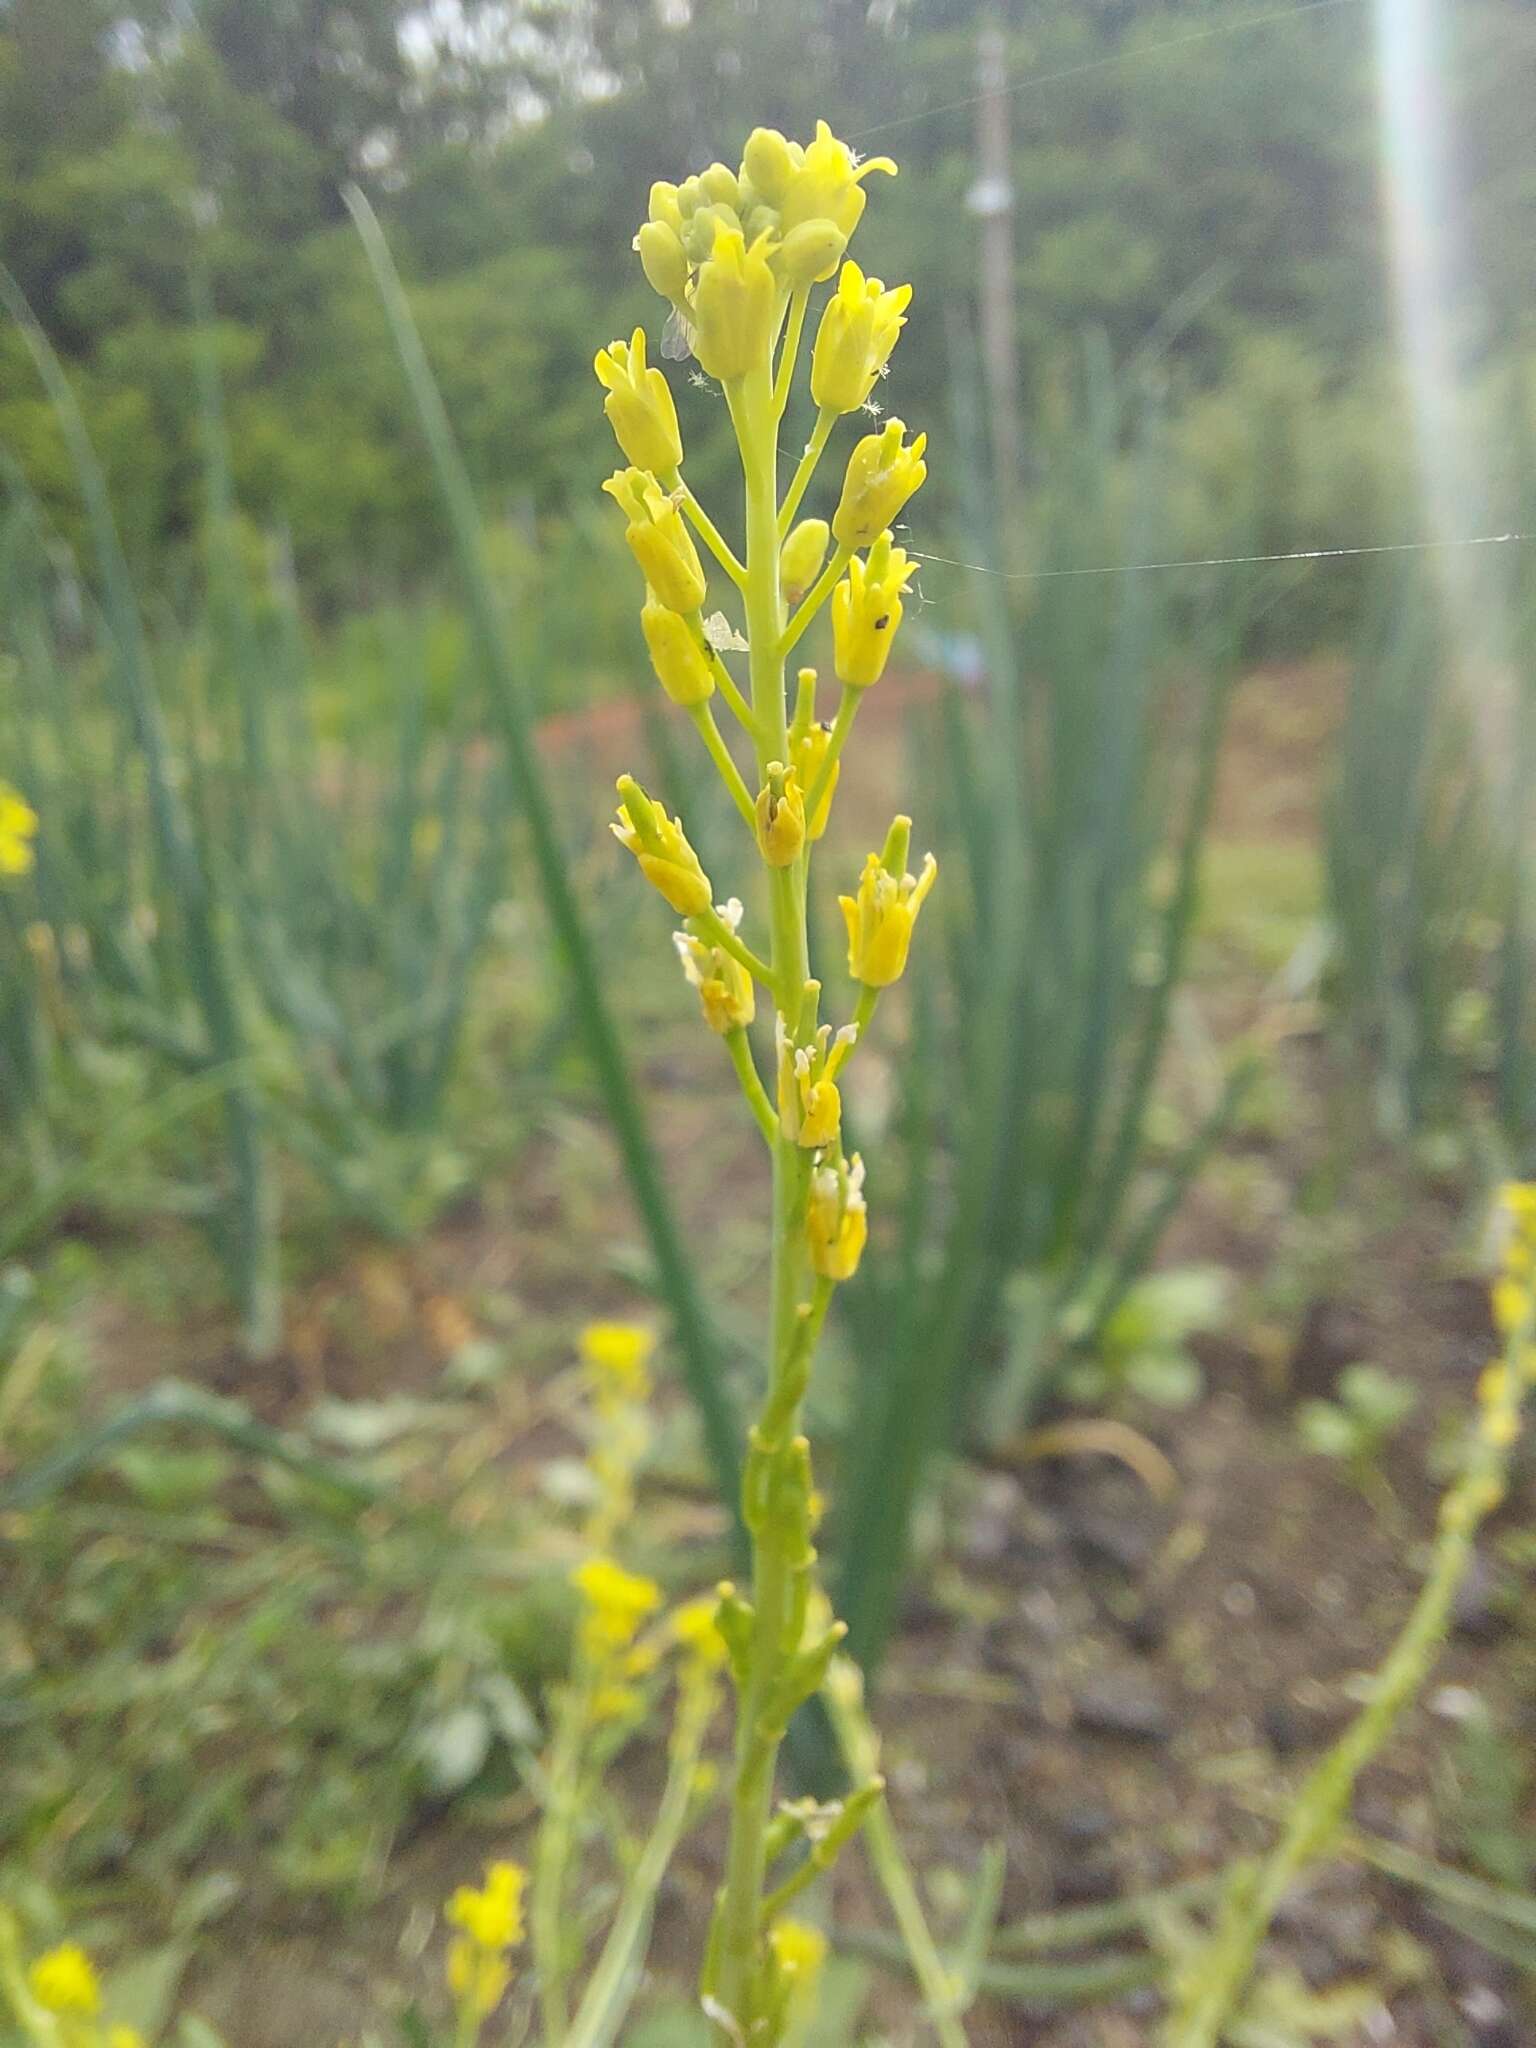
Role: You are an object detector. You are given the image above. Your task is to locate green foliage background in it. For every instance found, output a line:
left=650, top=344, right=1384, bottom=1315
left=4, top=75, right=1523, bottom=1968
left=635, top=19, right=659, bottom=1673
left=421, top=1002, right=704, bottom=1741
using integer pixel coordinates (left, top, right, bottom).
left=5, top=0, right=1533, bottom=609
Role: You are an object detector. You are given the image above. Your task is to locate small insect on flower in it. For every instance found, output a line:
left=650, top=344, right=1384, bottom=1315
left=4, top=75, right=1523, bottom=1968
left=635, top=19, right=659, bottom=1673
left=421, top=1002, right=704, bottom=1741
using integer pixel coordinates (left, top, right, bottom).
left=832, top=418, right=928, bottom=550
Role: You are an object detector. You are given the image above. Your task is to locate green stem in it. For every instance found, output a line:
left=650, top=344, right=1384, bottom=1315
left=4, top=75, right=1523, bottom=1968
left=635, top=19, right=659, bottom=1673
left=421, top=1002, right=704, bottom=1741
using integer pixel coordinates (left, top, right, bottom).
left=779, top=408, right=837, bottom=536
left=825, top=1673, right=971, bottom=2048
left=532, top=1679, right=590, bottom=2044
left=693, top=902, right=774, bottom=989
left=782, top=544, right=852, bottom=659
left=562, top=1676, right=715, bottom=2048
left=804, top=684, right=861, bottom=828
left=726, top=1026, right=777, bottom=1146
left=689, top=701, right=757, bottom=827
left=709, top=651, right=759, bottom=738
left=667, top=471, right=746, bottom=584
left=773, top=289, right=812, bottom=422
left=1163, top=1338, right=1528, bottom=2048
left=709, top=352, right=821, bottom=2044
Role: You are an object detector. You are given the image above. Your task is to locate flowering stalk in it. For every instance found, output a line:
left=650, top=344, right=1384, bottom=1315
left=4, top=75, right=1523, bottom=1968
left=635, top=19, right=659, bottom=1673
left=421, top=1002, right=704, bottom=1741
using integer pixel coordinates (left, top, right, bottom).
left=1164, top=1181, right=1536, bottom=2047
left=598, top=123, right=937, bottom=2044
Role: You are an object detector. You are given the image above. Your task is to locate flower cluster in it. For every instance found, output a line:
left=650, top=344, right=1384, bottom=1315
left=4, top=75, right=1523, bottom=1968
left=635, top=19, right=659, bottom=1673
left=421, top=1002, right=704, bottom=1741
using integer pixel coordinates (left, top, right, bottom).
left=596, top=120, right=931, bottom=2044
left=444, top=1859, right=527, bottom=2027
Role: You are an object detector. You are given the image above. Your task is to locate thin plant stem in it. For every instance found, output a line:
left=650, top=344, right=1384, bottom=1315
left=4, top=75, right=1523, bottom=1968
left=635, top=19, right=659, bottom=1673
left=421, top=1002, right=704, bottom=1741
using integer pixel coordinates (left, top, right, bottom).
left=562, top=1675, right=717, bottom=2048
left=804, top=685, right=861, bottom=826
left=667, top=470, right=746, bottom=585
left=709, top=651, right=759, bottom=737
left=779, top=408, right=837, bottom=536
left=726, top=1026, right=777, bottom=1145
left=1163, top=1312, right=1530, bottom=2048
left=824, top=1667, right=970, bottom=2048
left=689, top=701, right=757, bottom=826
left=693, top=902, right=774, bottom=988
left=773, top=288, right=812, bottom=421
left=782, top=544, right=851, bottom=657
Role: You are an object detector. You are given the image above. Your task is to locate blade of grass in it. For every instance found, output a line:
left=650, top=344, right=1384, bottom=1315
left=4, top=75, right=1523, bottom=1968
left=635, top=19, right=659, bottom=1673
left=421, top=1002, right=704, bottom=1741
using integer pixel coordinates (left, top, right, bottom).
left=341, top=186, right=741, bottom=1529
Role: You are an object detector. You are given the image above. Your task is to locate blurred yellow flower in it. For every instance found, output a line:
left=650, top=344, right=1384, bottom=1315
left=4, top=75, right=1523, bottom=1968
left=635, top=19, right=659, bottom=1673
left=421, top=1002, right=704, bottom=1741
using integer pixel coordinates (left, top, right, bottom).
left=0, top=784, right=38, bottom=879
left=28, top=1944, right=99, bottom=2016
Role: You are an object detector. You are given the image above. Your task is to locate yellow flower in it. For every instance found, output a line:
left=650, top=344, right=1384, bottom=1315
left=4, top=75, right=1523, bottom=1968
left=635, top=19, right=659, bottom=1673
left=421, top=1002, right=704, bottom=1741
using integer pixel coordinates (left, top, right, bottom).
left=28, top=1944, right=100, bottom=2016
left=778, top=120, right=896, bottom=239
left=691, top=223, right=777, bottom=382
left=778, top=1017, right=857, bottom=1151
left=831, top=532, right=915, bottom=689
left=107, top=2029, right=145, bottom=2048
left=580, top=1321, right=655, bottom=1399
left=791, top=717, right=839, bottom=840
left=769, top=1917, right=829, bottom=1983
left=832, top=418, right=927, bottom=549
left=0, top=783, right=38, bottom=879
left=807, top=1153, right=868, bottom=1282
left=603, top=468, right=707, bottom=614
left=840, top=830, right=938, bottom=988
left=780, top=517, right=831, bottom=603
left=755, top=764, right=807, bottom=868
left=671, top=1595, right=729, bottom=1668
left=640, top=596, right=715, bottom=707
left=675, top=900, right=756, bottom=1035
left=446, top=1860, right=527, bottom=1952
left=612, top=775, right=713, bottom=916
left=572, top=1555, right=663, bottom=1657
left=595, top=327, right=683, bottom=474
left=811, top=260, right=912, bottom=415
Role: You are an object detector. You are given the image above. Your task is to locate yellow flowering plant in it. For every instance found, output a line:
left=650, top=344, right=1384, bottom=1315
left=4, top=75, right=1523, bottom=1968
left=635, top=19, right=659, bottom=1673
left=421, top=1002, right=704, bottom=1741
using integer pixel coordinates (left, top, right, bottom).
left=600, top=120, right=936, bottom=2046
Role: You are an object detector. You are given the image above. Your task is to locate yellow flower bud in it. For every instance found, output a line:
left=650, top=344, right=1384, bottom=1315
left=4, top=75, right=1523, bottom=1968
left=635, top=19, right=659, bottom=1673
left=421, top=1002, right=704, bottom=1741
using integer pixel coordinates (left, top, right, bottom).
left=741, top=126, right=799, bottom=204
left=612, top=775, right=713, bottom=916
left=840, top=835, right=938, bottom=988
left=832, top=419, right=927, bottom=549
left=781, top=517, right=831, bottom=603
left=807, top=1152, right=868, bottom=1281
left=648, top=180, right=684, bottom=234
left=0, top=782, right=38, bottom=878
left=776, top=217, right=848, bottom=288
left=594, top=327, right=683, bottom=474
left=831, top=531, right=915, bottom=689
left=779, top=120, right=896, bottom=239
left=791, top=718, right=839, bottom=839
left=28, top=1945, right=100, bottom=2016
left=691, top=224, right=778, bottom=382
left=755, top=763, right=806, bottom=867
left=675, top=899, right=756, bottom=1034
left=603, top=468, right=707, bottom=613
left=640, top=596, right=714, bottom=707
left=811, top=260, right=912, bottom=414
left=698, top=160, right=741, bottom=208
left=636, top=219, right=689, bottom=303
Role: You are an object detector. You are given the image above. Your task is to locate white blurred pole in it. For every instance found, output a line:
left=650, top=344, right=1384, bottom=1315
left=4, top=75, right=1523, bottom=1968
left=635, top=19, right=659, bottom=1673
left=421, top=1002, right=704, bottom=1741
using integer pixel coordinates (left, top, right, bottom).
left=969, top=15, right=1022, bottom=529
